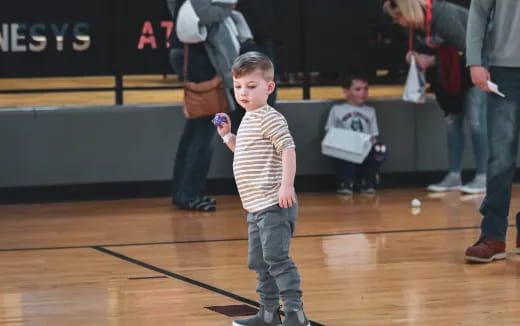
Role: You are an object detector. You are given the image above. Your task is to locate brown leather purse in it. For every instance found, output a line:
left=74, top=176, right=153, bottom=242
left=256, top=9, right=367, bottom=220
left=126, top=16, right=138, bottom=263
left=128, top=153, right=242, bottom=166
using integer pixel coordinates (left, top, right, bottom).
left=182, top=45, right=229, bottom=119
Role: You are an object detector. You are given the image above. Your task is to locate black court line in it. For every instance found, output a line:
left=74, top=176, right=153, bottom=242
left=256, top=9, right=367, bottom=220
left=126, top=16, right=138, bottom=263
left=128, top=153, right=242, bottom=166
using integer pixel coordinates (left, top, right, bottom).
left=128, top=276, right=168, bottom=280
left=1, top=224, right=516, bottom=252
left=93, top=246, right=326, bottom=326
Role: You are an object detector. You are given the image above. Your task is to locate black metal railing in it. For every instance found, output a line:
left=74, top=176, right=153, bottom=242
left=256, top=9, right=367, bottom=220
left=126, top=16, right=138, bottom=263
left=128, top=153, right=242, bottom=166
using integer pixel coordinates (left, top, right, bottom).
left=0, top=0, right=406, bottom=105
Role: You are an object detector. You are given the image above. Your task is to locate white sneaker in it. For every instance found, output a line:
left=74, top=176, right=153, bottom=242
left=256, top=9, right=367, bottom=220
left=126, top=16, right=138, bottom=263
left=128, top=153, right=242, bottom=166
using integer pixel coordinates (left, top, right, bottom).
left=427, top=173, right=462, bottom=192
left=460, top=175, right=486, bottom=194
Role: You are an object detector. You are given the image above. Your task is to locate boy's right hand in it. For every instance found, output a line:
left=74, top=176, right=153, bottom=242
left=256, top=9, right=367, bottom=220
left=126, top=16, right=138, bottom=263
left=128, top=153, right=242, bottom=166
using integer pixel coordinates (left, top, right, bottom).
left=215, top=113, right=232, bottom=137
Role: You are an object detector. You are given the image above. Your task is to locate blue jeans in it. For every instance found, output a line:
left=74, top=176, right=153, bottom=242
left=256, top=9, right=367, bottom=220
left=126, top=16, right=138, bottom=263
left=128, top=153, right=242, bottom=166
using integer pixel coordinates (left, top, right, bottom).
left=480, top=67, right=520, bottom=241
left=171, top=117, right=217, bottom=204
left=169, top=47, right=184, bottom=81
left=334, top=146, right=387, bottom=182
left=445, top=86, right=488, bottom=174
left=247, top=203, right=303, bottom=312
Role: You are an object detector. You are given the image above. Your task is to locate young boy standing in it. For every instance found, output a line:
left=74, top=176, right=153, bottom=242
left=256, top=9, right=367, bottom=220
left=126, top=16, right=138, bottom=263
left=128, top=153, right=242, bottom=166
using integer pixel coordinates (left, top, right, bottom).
left=324, top=74, right=386, bottom=194
left=215, top=52, right=310, bottom=326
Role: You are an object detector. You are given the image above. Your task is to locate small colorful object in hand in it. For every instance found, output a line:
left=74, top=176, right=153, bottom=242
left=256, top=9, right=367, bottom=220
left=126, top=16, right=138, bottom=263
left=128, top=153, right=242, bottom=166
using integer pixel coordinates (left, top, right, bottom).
left=212, top=114, right=227, bottom=127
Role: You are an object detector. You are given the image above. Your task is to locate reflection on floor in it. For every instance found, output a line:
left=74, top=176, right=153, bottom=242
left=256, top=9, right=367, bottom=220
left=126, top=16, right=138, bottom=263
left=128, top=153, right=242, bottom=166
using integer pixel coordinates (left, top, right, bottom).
left=1, top=189, right=519, bottom=325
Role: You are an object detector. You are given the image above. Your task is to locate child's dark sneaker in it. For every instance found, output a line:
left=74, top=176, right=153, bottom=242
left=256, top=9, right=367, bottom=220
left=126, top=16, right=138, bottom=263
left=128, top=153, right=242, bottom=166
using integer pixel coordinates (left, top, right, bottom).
left=360, top=178, right=375, bottom=193
left=173, top=196, right=216, bottom=206
left=232, top=307, right=282, bottom=326
left=336, top=180, right=353, bottom=195
left=282, top=310, right=310, bottom=326
left=465, top=237, right=506, bottom=263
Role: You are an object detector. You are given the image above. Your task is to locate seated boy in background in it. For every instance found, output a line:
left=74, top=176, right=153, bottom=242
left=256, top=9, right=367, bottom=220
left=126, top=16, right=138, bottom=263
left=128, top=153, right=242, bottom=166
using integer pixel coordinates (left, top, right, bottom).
left=324, top=74, right=387, bottom=194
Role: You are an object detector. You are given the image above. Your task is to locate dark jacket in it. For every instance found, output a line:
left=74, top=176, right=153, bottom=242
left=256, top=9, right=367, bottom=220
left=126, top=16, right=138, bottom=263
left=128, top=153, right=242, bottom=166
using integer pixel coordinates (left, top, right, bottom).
left=414, top=0, right=471, bottom=114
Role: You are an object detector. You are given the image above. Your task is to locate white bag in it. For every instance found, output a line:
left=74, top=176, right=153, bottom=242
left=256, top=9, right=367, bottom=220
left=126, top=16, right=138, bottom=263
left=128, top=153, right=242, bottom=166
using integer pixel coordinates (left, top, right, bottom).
left=402, top=56, right=427, bottom=103
left=321, top=127, right=373, bottom=164
left=176, top=0, right=207, bottom=43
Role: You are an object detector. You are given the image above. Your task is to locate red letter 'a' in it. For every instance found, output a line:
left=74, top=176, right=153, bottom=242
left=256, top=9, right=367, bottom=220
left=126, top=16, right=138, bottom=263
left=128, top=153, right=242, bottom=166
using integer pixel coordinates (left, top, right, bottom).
left=138, top=21, right=157, bottom=49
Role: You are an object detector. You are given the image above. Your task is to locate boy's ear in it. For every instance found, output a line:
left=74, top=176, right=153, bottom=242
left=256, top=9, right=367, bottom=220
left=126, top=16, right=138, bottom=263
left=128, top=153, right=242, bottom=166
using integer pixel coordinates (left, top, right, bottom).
left=267, top=81, right=276, bottom=94
left=342, top=87, right=350, bottom=97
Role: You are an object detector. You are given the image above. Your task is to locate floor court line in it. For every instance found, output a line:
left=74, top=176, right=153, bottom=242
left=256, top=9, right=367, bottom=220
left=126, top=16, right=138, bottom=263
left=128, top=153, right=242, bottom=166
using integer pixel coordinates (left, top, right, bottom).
left=92, top=246, right=326, bottom=326
left=2, top=224, right=517, bottom=253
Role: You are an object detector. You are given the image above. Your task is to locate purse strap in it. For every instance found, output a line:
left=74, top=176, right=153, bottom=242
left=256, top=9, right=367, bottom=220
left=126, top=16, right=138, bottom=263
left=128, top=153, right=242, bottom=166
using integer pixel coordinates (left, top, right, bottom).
left=183, top=44, right=189, bottom=80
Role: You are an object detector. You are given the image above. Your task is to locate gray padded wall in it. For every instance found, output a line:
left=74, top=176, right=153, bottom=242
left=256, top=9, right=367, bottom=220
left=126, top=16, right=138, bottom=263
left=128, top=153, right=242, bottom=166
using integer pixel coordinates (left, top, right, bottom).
left=0, top=99, right=491, bottom=187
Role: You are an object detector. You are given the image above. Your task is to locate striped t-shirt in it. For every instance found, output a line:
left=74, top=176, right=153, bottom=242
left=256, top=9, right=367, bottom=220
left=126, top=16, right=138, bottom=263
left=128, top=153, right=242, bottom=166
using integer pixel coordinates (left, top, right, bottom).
left=233, top=105, right=296, bottom=213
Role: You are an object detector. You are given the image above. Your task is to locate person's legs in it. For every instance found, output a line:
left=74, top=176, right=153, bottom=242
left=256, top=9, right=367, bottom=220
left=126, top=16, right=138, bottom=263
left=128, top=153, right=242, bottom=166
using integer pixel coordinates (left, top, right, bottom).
left=258, top=204, right=305, bottom=313
left=480, top=69, right=520, bottom=242
left=248, top=211, right=281, bottom=311
left=334, top=159, right=356, bottom=194
left=233, top=212, right=282, bottom=326
left=172, top=117, right=217, bottom=210
left=461, top=86, right=488, bottom=193
left=171, top=120, right=194, bottom=202
left=169, top=47, right=185, bottom=81
left=427, top=113, right=464, bottom=191
left=446, top=112, right=466, bottom=174
left=466, top=67, right=520, bottom=262
left=359, top=145, right=387, bottom=193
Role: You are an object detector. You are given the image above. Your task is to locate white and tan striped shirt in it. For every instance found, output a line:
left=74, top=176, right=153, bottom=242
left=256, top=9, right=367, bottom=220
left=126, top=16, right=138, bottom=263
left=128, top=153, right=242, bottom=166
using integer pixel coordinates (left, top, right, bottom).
left=233, top=105, right=296, bottom=213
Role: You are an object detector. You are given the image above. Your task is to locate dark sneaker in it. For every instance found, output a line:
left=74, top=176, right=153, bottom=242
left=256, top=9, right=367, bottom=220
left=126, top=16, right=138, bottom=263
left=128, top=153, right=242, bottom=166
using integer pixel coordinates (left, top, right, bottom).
left=177, top=197, right=216, bottom=212
left=360, top=178, right=375, bottom=194
left=337, top=180, right=353, bottom=195
left=233, top=307, right=282, bottom=326
left=282, top=310, right=310, bottom=326
left=172, top=196, right=216, bottom=206
left=202, top=196, right=217, bottom=205
left=465, top=237, right=506, bottom=263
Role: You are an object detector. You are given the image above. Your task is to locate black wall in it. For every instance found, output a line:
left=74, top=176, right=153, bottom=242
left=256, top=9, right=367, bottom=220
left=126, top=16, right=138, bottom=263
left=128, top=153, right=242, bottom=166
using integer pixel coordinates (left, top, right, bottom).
left=0, top=0, right=406, bottom=78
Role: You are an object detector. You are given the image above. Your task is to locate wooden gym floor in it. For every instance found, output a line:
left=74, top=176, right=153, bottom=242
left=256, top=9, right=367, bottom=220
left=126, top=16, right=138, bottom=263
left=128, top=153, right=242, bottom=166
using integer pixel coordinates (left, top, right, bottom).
left=1, top=188, right=520, bottom=325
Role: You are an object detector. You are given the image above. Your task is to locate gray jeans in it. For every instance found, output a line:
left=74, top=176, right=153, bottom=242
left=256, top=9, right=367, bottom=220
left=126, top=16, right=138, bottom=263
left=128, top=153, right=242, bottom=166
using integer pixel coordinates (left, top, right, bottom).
left=247, top=203, right=303, bottom=312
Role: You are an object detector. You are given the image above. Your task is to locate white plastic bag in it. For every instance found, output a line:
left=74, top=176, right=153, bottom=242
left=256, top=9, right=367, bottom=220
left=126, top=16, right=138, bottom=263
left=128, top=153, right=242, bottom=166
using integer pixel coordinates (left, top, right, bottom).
left=176, top=0, right=207, bottom=43
left=321, top=128, right=372, bottom=164
left=402, top=56, right=427, bottom=103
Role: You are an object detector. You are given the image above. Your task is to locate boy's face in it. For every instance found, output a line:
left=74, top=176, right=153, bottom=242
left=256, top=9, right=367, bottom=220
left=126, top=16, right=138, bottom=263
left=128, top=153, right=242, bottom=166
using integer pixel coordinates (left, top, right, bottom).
left=233, top=69, right=275, bottom=111
left=343, top=79, right=369, bottom=106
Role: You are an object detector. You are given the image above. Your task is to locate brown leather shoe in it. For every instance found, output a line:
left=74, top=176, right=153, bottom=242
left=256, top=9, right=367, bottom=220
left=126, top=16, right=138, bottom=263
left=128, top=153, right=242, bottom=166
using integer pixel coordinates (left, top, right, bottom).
left=516, top=213, right=520, bottom=255
left=465, top=237, right=506, bottom=263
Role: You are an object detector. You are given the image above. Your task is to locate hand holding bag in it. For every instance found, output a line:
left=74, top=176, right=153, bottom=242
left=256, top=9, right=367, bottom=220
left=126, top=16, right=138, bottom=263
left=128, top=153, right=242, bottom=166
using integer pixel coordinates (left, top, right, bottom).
left=402, top=55, right=427, bottom=104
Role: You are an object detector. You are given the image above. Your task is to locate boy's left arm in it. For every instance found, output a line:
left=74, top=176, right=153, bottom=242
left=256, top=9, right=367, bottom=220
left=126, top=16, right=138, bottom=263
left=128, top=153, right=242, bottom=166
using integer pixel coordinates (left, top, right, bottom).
left=279, top=148, right=297, bottom=208
left=261, top=112, right=297, bottom=208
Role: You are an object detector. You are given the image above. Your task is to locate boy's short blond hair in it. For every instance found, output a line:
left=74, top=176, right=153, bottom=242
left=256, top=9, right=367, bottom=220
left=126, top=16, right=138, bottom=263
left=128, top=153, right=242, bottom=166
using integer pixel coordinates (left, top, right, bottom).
left=232, top=51, right=275, bottom=81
